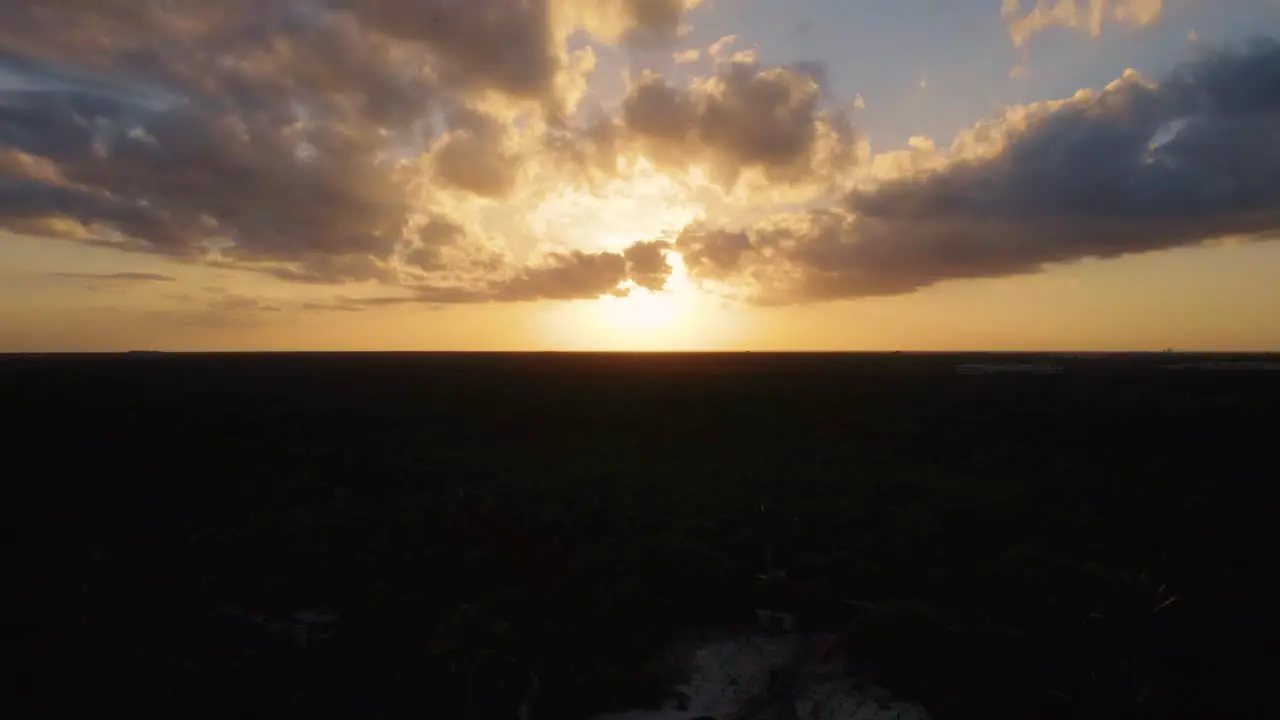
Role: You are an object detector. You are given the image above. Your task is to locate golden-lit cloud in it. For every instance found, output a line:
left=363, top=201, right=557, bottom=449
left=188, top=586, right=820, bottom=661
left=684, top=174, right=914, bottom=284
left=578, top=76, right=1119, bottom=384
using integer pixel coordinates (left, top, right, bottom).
left=1002, top=0, right=1166, bottom=47
left=708, top=34, right=739, bottom=60
left=0, top=0, right=717, bottom=301
left=673, top=49, right=702, bottom=64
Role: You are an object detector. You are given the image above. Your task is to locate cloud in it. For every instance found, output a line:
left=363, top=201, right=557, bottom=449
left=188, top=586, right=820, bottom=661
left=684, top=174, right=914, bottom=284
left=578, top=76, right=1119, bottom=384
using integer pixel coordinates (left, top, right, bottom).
left=676, top=40, right=1280, bottom=304
left=429, top=109, right=520, bottom=198
left=0, top=85, right=413, bottom=271
left=330, top=240, right=678, bottom=304
left=619, top=59, right=857, bottom=189
left=492, top=248, right=631, bottom=301
left=708, top=34, right=738, bottom=60
left=0, top=1, right=705, bottom=115
left=52, top=272, right=175, bottom=282
left=611, top=0, right=705, bottom=46
left=470, top=240, right=674, bottom=301
left=623, top=240, right=674, bottom=291
left=0, top=0, right=709, bottom=302
left=673, top=49, right=702, bottom=64
left=208, top=294, right=282, bottom=313
left=1002, top=0, right=1166, bottom=47
left=12, top=0, right=1266, bottom=317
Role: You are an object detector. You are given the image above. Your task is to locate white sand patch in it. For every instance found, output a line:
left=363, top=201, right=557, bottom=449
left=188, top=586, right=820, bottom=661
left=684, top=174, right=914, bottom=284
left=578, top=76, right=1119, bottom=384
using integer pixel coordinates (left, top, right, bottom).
left=593, top=633, right=931, bottom=720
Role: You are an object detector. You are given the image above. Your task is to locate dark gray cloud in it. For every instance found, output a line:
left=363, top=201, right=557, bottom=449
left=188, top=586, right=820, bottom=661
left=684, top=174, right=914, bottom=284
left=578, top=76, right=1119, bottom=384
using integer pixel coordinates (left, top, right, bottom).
left=404, top=217, right=470, bottom=272
left=288, top=240, right=671, bottom=305
left=52, top=272, right=176, bottom=282
left=675, top=226, right=751, bottom=277
left=678, top=40, right=1280, bottom=304
left=1, top=85, right=409, bottom=272
left=312, top=0, right=702, bottom=113
left=622, top=76, right=696, bottom=142
left=0, top=3, right=443, bottom=128
left=386, top=240, right=671, bottom=302
left=0, top=0, right=438, bottom=284
left=492, top=248, right=630, bottom=301
left=623, top=240, right=673, bottom=291
left=852, top=41, right=1280, bottom=227
left=619, top=58, right=856, bottom=187
left=325, top=1, right=696, bottom=107
left=335, top=0, right=559, bottom=106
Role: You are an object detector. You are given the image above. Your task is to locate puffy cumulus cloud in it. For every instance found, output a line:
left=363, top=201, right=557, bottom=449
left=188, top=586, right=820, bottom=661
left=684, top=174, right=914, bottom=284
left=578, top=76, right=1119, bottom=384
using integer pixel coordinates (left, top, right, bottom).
left=567, top=0, right=706, bottom=46
left=1002, top=0, right=1166, bottom=47
left=0, top=86, right=416, bottom=276
left=676, top=40, right=1280, bottom=304
left=618, top=59, right=857, bottom=191
left=402, top=217, right=472, bottom=273
left=622, top=240, right=674, bottom=291
left=324, top=0, right=704, bottom=113
left=0, top=0, right=710, bottom=302
left=854, top=40, right=1280, bottom=228
left=492, top=248, right=630, bottom=301
left=674, top=226, right=752, bottom=279
left=428, top=109, right=520, bottom=198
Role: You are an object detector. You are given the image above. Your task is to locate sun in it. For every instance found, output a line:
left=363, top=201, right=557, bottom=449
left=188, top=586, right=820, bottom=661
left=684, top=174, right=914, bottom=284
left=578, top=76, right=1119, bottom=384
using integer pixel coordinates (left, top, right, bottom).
left=597, top=251, right=692, bottom=333
left=549, top=252, right=698, bottom=349
left=598, top=284, right=683, bottom=333
left=537, top=250, right=742, bottom=350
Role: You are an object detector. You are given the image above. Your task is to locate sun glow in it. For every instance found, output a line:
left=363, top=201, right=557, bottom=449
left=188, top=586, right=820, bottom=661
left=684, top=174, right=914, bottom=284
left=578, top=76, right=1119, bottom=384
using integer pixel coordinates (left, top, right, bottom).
left=528, top=157, right=747, bottom=349
left=598, top=285, right=684, bottom=332
left=528, top=157, right=703, bottom=253
left=597, top=251, right=693, bottom=331
left=538, top=248, right=744, bottom=350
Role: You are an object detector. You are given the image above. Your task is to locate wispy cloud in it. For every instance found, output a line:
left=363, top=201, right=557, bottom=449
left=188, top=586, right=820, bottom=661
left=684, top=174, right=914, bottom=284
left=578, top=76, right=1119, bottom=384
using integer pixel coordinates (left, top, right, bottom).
left=673, top=48, right=701, bottom=64
left=1002, top=0, right=1166, bottom=47
left=52, top=272, right=175, bottom=282
left=708, top=34, right=738, bottom=60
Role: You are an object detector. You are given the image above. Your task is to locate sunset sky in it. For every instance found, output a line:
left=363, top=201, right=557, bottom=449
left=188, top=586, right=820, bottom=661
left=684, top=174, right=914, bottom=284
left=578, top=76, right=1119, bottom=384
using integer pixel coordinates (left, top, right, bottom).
left=2, top=0, right=1278, bottom=351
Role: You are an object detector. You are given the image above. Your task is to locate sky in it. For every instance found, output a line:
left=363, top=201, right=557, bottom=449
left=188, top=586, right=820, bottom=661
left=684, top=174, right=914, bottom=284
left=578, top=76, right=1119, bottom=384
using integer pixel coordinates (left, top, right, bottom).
left=2, top=0, right=1278, bottom=352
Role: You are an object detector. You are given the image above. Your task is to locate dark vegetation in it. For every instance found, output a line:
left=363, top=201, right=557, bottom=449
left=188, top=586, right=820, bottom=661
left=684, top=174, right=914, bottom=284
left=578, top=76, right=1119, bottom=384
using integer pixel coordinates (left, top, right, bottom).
left=10, top=352, right=1279, bottom=718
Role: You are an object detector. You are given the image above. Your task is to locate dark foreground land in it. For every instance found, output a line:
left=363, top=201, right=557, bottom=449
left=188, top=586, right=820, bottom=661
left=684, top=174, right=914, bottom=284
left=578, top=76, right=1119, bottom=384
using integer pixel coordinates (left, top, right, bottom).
left=9, top=352, right=1279, bottom=718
